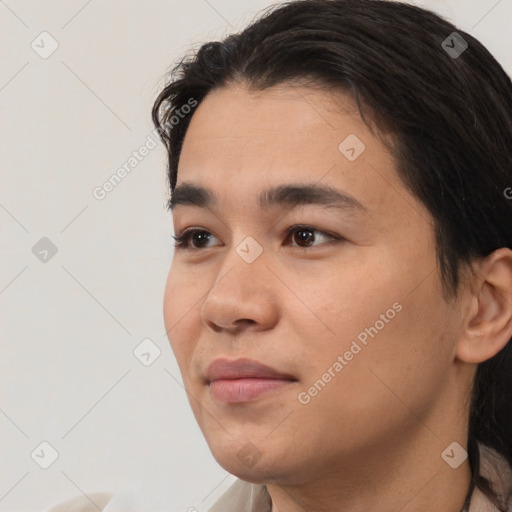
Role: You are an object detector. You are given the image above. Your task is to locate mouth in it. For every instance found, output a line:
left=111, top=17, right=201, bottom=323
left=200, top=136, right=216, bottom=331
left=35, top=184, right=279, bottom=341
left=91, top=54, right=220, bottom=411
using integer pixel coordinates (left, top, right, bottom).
left=205, top=357, right=298, bottom=404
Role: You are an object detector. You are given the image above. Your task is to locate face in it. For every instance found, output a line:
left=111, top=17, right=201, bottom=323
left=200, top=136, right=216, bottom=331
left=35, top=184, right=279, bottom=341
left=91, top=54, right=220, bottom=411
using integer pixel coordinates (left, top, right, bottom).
left=163, top=83, right=465, bottom=485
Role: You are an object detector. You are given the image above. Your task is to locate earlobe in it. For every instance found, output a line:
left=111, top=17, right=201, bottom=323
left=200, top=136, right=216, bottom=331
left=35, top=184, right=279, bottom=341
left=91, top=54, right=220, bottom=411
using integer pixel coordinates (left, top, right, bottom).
left=456, top=248, right=512, bottom=364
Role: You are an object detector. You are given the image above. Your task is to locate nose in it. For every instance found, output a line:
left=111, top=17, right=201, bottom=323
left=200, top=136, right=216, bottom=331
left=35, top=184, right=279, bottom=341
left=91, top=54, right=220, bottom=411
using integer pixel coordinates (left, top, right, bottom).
left=199, top=246, right=280, bottom=335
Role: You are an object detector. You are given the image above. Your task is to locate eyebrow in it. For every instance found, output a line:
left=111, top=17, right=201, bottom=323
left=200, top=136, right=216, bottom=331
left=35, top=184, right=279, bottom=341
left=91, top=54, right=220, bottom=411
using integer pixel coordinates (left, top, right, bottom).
left=168, top=182, right=368, bottom=214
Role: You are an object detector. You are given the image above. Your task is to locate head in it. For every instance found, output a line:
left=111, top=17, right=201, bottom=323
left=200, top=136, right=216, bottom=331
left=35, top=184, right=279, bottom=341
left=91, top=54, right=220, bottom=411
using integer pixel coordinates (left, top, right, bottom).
left=152, top=0, right=512, bottom=508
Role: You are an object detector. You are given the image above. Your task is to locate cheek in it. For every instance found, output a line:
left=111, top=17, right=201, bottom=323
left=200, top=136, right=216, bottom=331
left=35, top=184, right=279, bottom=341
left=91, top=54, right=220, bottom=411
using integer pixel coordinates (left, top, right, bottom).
left=289, top=284, right=455, bottom=452
left=163, top=269, right=177, bottom=333
left=163, top=267, right=198, bottom=372
left=304, top=261, right=396, bottom=345
left=299, top=252, right=453, bottom=398
left=354, top=274, right=457, bottom=417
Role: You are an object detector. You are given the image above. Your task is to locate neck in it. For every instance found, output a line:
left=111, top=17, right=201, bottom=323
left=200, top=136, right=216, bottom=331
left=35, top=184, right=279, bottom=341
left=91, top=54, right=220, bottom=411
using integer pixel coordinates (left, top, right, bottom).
left=266, top=425, right=472, bottom=512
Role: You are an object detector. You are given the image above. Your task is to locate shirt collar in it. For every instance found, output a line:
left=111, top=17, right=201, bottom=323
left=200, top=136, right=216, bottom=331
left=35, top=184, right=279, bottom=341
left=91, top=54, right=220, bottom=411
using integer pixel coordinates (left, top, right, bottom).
left=209, top=478, right=271, bottom=512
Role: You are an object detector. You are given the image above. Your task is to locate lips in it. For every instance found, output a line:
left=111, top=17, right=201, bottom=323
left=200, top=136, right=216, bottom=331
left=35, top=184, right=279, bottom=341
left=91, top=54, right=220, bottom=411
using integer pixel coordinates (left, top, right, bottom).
left=205, top=357, right=296, bottom=383
left=205, top=357, right=297, bottom=403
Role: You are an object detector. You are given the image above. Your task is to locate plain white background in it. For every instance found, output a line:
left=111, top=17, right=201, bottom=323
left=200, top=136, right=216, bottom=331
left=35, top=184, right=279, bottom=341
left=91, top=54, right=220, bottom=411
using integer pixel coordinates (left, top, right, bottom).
left=1, top=1, right=511, bottom=510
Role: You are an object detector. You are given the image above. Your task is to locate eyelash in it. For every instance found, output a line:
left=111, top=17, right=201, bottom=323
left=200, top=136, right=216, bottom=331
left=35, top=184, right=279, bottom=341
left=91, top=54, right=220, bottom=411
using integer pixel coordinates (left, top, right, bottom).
left=171, top=225, right=343, bottom=250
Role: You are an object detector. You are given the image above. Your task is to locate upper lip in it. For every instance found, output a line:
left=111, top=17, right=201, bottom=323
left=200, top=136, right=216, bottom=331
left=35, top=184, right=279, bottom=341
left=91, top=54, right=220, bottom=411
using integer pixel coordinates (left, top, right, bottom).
left=205, top=358, right=296, bottom=383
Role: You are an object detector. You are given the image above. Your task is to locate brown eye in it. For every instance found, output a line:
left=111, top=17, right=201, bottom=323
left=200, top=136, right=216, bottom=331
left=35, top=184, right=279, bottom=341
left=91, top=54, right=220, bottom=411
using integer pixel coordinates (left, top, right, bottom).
left=172, top=225, right=341, bottom=251
left=172, top=230, right=219, bottom=249
left=292, top=228, right=316, bottom=247
left=287, top=225, right=337, bottom=248
left=189, top=231, right=212, bottom=248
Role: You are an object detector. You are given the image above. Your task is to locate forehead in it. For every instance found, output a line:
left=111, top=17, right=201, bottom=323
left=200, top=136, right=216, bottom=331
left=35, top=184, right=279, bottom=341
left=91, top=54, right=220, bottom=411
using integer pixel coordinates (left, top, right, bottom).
left=176, top=83, right=424, bottom=223
left=181, top=82, right=365, bottom=150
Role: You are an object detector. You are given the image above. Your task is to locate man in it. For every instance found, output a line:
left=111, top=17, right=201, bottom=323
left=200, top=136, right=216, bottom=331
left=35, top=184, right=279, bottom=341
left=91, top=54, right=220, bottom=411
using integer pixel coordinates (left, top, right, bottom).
left=47, top=0, right=512, bottom=510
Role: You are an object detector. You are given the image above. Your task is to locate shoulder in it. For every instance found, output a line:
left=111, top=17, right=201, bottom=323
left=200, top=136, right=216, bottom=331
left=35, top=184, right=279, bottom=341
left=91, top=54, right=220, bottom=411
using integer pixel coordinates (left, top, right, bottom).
left=470, top=444, right=512, bottom=512
left=45, top=493, right=114, bottom=512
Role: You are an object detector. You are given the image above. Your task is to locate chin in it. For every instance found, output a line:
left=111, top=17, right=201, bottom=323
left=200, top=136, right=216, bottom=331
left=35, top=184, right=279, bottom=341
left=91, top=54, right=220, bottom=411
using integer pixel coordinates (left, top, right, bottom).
left=209, top=438, right=291, bottom=482
left=215, top=454, right=280, bottom=484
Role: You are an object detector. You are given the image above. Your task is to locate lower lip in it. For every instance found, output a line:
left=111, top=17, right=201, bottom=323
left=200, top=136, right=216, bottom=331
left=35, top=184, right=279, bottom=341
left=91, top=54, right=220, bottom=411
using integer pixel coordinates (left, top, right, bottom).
left=209, top=378, right=295, bottom=403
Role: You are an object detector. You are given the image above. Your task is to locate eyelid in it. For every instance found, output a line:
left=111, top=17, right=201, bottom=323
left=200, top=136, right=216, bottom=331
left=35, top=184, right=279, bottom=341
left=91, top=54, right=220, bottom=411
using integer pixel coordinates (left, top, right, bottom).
left=172, top=224, right=343, bottom=250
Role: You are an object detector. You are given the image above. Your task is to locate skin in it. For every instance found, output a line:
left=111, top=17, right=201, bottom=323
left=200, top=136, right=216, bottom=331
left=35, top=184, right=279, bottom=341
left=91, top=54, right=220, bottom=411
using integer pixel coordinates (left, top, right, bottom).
left=163, top=83, right=512, bottom=512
